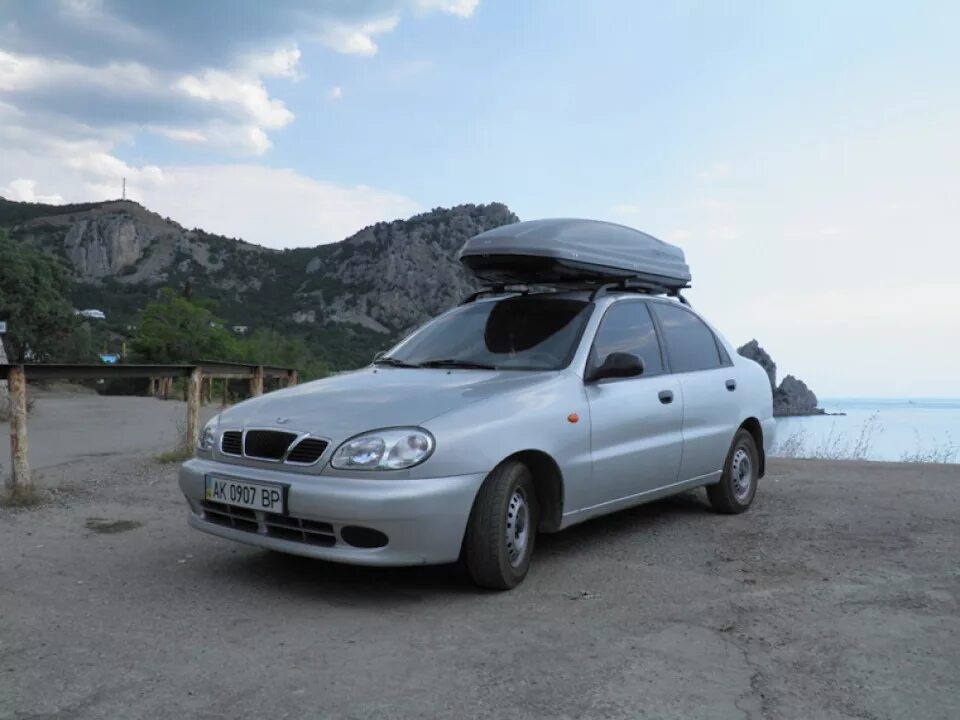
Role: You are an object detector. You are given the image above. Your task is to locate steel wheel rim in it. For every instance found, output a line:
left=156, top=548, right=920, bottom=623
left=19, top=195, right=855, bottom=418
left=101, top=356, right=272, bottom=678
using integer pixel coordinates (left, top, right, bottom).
left=731, top=447, right=753, bottom=502
left=505, top=487, right=530, bottom=567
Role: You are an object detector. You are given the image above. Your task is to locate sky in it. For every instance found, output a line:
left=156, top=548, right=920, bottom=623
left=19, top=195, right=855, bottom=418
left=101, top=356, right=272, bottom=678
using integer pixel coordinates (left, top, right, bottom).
left=0, top=0, right=958, bottom=398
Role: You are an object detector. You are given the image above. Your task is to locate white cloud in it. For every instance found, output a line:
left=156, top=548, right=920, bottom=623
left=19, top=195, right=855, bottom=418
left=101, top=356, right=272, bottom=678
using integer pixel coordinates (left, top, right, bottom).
left=328, top=85, right=343, bottom=101
left=240, top=45, right=302, bottom=78
left=0, top=178, right=64, bottom=204
left=316, top=16, right=400, bottom=56
left=131, top=165, right=421, bottom=247
left=413, top=0, right=480, bottom=18
left=0, top=47, right=295, bottom=156
left=175, top=68, right=295, bottom=130
left=55, top=0, right=160, bottom=49
left=152, top=127, right=208, bottom=144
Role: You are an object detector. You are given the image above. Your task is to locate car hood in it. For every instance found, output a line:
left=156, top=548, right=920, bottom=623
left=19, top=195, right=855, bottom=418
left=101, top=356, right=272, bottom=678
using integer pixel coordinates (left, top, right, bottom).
left=216, top=366, right=559, bottom=440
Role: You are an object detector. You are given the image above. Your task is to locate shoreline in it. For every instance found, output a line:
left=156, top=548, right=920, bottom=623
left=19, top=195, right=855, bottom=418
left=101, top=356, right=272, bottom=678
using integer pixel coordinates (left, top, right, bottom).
left=774, top=409, right=845, bottom=418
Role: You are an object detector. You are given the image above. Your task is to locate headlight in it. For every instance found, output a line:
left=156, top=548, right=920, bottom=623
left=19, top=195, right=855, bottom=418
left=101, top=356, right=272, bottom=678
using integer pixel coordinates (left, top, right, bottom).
left=331, top=428, right=435, bottom=470
left=198, top=419, right=217, bottom=452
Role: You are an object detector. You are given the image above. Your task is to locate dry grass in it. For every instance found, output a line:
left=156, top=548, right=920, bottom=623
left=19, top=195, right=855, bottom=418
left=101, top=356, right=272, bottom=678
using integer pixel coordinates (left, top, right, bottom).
left=155, top=446, right=194, bottom=464
left=900, top=432, right=959, bottom=464
left=154, top=418, right=194, bottom=464
left=1, top=483, right=46, bottom=508
left=772, top=413, right=883, bottom=461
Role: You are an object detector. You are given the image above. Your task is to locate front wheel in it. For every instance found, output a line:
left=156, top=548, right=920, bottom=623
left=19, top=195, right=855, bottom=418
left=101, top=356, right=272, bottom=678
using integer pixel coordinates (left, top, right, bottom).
left=463, top=460, right=539, bottom=590
left=707, top=428, right=759, bottom=514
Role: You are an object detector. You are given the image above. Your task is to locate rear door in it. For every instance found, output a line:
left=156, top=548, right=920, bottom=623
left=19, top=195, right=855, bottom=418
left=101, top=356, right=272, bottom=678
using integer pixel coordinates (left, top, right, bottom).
left=584, top=300, right=684, bottom=509
left=650, top=301, right=739, bottom=482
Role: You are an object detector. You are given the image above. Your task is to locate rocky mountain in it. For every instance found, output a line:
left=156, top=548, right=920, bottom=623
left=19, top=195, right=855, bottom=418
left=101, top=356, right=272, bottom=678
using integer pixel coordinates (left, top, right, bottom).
left=737, top=340, right=824, bottom=416
left=0, top=197, right=518, bottom=368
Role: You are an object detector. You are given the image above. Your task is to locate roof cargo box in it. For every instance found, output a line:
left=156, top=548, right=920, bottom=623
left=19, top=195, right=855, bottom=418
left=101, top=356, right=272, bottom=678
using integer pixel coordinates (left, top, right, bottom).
left=459, top=218, right=691, bottom=290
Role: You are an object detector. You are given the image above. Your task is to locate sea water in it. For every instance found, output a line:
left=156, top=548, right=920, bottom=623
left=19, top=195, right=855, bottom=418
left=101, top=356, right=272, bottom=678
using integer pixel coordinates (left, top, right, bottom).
left=773, top=398, right=960, bottom=464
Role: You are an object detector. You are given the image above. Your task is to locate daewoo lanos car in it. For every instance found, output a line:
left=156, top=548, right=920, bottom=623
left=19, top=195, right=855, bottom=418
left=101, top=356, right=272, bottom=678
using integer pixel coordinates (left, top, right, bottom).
left=180, top=219, right=774, bottom=589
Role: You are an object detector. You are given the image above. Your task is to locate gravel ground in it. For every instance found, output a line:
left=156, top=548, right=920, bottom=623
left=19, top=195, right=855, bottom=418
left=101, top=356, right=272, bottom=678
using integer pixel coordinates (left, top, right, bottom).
left=1, top=393, right=958, bottom=719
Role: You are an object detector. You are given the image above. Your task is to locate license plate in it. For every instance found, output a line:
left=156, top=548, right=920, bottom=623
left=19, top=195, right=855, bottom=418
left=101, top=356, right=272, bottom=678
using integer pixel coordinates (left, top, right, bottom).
left=204, top=475, right=286, bottom=514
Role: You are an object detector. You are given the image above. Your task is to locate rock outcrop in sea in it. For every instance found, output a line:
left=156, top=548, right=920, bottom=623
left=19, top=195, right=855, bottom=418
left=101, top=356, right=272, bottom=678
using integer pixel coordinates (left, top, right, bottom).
left=737, top=340, right=824, bottom=416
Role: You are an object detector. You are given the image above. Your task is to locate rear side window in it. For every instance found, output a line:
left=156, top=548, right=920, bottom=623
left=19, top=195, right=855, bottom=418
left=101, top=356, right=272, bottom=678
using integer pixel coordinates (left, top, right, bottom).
left=651, top=303, right=722, bottom=373
left=591, top=302, right=664, bottom=376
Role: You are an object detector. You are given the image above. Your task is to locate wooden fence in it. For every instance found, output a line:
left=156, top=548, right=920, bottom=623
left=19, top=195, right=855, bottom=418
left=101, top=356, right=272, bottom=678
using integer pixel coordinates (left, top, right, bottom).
left=0, top=361, right=298, bottom=491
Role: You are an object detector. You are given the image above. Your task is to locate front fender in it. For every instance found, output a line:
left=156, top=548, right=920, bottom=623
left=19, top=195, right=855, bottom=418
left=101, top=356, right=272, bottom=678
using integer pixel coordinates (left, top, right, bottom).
left=419, top=371, right=594, bottom=512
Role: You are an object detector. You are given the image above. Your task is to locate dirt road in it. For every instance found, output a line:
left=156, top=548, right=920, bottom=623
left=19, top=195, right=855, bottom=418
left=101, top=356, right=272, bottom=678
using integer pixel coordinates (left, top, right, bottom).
left=1, top=393, right=958, bottom=719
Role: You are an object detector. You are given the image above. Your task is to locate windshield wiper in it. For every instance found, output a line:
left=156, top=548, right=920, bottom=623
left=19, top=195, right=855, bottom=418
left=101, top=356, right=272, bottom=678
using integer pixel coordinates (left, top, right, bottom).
left=418, top=359, right=497, bottom=370
left=373, top=356, right=421, bottom=368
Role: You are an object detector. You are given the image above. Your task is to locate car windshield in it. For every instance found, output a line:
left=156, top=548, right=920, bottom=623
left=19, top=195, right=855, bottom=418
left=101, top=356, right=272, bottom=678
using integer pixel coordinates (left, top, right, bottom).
left=382, top=295, right=593, bottom=371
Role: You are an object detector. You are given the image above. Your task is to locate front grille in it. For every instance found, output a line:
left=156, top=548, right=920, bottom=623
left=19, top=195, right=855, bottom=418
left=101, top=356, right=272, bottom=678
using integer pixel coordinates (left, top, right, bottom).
left=286, top=438, right=329, bottom=464
left=244, top=430, right=297, bottom=461
left=200, top=501, right=336, bottom=547
left=221, top=431, right=243, bottom=456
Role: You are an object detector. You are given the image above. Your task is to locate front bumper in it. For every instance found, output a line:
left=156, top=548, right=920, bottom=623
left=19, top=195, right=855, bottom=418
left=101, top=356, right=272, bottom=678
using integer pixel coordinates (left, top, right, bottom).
left=179, top=458, right=487, bottom=566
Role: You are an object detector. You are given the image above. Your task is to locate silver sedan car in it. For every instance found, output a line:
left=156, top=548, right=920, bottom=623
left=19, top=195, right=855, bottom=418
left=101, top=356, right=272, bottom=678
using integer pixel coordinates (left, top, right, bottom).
left=180, top=290, right=774, bottom=589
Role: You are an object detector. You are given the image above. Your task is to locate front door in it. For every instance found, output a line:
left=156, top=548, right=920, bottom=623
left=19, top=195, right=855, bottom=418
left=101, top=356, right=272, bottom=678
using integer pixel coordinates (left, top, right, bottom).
left=584, top=300, right=684, bottom=510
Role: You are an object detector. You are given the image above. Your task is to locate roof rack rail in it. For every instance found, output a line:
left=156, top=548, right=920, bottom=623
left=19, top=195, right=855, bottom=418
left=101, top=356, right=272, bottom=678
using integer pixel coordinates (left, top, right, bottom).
left=460, top=284, right=531, bottom=305
left=461, top=280, right=692, bottom=307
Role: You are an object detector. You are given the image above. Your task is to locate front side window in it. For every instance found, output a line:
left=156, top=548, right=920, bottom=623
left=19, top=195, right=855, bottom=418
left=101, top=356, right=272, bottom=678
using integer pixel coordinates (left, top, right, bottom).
left=651, top=302, right=722, bottom=373
left=589, top=301, right=664, bottom=376
left=384, top=295, right=592, bottom=371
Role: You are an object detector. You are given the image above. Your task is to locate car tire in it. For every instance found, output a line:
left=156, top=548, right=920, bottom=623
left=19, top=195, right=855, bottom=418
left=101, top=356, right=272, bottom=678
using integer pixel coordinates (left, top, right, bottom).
left=463, top=460, right=539, bottom=590
left=707, top=428, right=759, bottom=514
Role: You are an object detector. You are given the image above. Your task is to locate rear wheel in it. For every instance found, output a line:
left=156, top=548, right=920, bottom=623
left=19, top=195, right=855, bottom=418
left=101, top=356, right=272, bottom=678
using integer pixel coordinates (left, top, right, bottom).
left=463, top=460, right=539, bottom=590
left=707, top=428, right=759, bottom=514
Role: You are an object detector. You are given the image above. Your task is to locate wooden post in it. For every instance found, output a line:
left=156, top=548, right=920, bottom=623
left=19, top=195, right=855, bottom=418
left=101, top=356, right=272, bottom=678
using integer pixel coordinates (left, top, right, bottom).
left=221, top=378, right=230, bottom=407
left=201, top=376, right=211, bottom=405
left=250, top=366, right=264, bottom=397
left=185, top=367, right=202, bottom=450
left=7, top=366, right=31, bottom=491
left=287, top=370, right=299, bottom=387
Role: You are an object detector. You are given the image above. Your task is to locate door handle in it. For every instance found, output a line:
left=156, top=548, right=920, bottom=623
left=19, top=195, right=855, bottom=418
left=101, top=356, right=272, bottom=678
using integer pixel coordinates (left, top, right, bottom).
left=725, top=379, right=737, bottom=391
left=658, top=390, right=674, bottom=404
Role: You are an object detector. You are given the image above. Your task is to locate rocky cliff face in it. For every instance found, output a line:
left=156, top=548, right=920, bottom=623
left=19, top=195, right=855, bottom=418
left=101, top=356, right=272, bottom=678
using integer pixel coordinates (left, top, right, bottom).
left=296, top=204, right=517, bottom=333
left=5, top=199, right=270, bottom=286
left=737, top=340, right=823, bottom=416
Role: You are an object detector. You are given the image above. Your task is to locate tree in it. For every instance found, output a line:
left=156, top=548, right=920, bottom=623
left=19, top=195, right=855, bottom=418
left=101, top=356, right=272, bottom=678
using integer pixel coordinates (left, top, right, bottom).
left=236, top=328, right=328, bottom=381
left=131, top=288, right=237, bottom=363
left=0, top=230, right=77, bottom=362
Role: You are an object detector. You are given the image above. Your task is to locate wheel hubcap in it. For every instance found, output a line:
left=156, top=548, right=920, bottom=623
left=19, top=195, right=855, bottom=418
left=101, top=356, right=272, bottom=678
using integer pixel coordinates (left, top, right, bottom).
left=505, top=488, right=530, bottom=567
left=731, top=447, right=753, bottom=502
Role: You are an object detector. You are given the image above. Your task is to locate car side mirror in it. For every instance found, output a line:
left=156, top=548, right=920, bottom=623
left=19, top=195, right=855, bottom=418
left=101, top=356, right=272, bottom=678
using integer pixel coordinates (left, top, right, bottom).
left=372, top=350, right=386, bottom=363
left=588, top=352, right=645, bottom=382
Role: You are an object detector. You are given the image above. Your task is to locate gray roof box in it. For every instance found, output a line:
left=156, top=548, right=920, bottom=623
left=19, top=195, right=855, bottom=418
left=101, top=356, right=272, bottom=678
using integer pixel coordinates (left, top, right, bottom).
left=459, top=218, right=691, bottom=290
